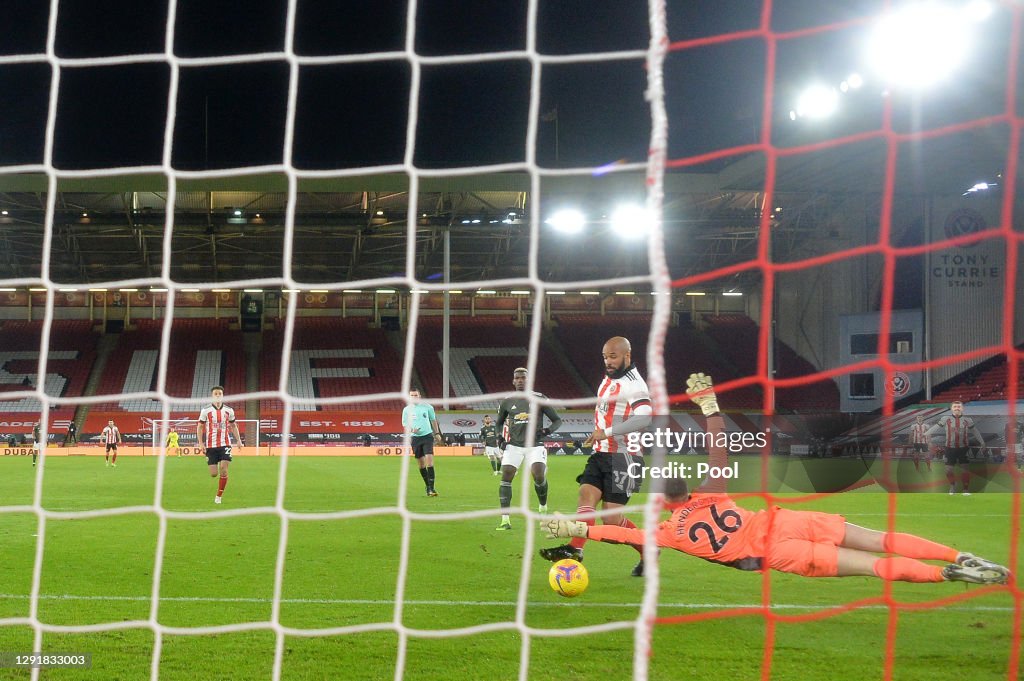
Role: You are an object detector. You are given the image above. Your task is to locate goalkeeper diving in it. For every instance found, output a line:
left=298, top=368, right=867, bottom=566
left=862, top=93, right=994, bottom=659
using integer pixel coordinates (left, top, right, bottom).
left=540, top=373, right=1010, bottom=585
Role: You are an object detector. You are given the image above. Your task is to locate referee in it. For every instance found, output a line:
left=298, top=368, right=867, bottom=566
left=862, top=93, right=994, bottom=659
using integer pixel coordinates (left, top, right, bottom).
left=402, top=389, right=444, bottom=497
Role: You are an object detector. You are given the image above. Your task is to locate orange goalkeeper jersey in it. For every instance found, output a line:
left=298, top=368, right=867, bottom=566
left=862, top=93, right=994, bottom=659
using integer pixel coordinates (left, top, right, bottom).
left=589, top=492, right=768, bottom=571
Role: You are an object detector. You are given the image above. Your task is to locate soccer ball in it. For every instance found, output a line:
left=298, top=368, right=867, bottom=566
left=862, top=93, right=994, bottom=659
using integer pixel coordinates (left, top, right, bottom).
left=548, top=559, right=588, bottom=597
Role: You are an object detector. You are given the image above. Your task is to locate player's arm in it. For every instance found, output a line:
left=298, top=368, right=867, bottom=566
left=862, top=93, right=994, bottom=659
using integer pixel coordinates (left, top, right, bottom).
left=539, top=405, right=562, bottom=438
left=428, top=405, right=443, bottom=444
left=230, top=420, right=243, bottom=446
left=923, top=421, right=943, bottom=442
left=589, top=388, right=653, bottom=444
left=686, top=373, right=729, bottom=494
left=970, top=422, right=986, bottom=448
left=495, top=402, right=508, bottom=438
left=542, top=517, right=645, bottom=546
left=196, top=419, right=206, bottom=447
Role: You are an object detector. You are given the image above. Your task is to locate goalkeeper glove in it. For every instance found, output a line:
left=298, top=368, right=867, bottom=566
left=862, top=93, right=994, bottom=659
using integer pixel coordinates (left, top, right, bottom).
left=686, top=372, right=720, bottom=416
left=540, top=518, right=589, bottom=539
left=538, top=427, right=552, bottom=438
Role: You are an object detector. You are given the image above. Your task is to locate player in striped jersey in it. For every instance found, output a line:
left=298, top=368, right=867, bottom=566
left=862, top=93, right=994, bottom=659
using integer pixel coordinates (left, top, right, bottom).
left=542, top=374, right=1010, bottom=586
left=197, top=386, right=242, bottom=504
left=924, top=401, right=985, bottom=496
left=908, top=414, right=931, bottom=471
left=540, top=336, right=653, bottom=576
left=102, top=419, right=120, bottom=467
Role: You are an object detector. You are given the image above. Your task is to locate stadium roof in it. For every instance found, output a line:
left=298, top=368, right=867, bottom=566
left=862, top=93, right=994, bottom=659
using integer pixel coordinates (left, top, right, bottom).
left=0, top=131, right=1017, bottom=287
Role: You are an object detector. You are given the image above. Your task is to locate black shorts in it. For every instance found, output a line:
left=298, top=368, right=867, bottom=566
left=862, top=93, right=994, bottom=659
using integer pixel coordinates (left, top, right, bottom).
left=411, top=434, right=435, bottom=459
left=944, top=446, right=970, bottom=465
left=576, top=452, right=642, bottom=505
left=205, top=447, right=233, bottom=465
left=105, top=443, right=117, bottom=452
left=913, top=443, right=927, bottom=453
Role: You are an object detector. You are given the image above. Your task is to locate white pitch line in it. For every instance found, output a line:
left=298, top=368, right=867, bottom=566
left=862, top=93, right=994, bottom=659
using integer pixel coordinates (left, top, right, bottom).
left=0, top=593, right=1016, bottom=612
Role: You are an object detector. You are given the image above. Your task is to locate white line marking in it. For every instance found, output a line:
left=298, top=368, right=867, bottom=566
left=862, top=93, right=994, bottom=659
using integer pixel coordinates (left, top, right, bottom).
left=0, top=593, right=1015, bottom=612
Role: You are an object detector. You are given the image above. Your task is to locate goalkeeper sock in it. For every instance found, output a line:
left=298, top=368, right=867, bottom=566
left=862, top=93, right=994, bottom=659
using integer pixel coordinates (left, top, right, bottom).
left=217, top=476, right=228, bottom=497
left=872, top=557, right=944, bottom=583
left=882, top=532, right=958, bottom=562
left=619, top=518, right=644, bottom=555
left=499, top=481, right=512, bottom=509
left=492, top=458, right=500, bottom=473
left=569, top=505, right=596, bottom=550
left=534, top=480, right=548, bottom=506
left=32, top=452, right=37, bottom=464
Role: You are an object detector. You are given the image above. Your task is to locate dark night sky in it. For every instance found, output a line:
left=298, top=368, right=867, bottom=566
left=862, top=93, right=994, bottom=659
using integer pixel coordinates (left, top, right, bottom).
left=0, top=0, right=1016, bottom=172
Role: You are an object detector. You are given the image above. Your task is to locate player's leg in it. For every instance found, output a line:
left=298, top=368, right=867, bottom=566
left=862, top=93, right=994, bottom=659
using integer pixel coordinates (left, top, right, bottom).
left=423, top=452, right=437, bottom=496
left=215, top=457, right=230, bottom=503
left=600, top=499, right=646, bottom=575
left=412, top=439, right=431, bottom=495
left=497, top=446, right=524, bottom=529
left=539, top=482, right=600, bottom=562
left=529, top=456, right=549, bottom=514
left=105, top=445, right=110, bottom=466
left=944, top=461, right=956, bottom=494
left=111, top=445, right=117, bottom=466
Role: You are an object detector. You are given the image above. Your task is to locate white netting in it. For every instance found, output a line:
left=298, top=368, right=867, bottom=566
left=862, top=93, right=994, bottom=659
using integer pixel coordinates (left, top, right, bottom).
left=0, top=1, right=671, bottom=680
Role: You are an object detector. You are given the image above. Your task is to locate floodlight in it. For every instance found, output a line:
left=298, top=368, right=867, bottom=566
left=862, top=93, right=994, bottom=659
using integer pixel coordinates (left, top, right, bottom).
left=545, top=209, right=586, bottom=234
left=795, top=84, right=839, bottom=119
left=610, top=204, right=653, bottom=238
left=866, top=3, right=973, bottom=89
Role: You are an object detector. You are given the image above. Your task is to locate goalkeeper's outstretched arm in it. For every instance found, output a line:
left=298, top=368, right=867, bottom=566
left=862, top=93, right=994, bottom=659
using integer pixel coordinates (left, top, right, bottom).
left=686, top=373, right=729, bottom=494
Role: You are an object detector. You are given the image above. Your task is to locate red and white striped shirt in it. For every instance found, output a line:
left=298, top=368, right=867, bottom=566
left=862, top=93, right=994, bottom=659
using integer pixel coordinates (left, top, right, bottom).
left=937, top=414, right=975, bottom=448
left=909, top=422, right=928, bottom=444
left=594, top=365, right=651, bottom=454
left=198, top=404, right=236, bottom=448
left=101, top=425, right=120, bottom=445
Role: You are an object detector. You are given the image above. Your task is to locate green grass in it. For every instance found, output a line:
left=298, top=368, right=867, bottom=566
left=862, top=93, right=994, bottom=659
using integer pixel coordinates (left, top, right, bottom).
left=0, top=454, right=1020, bottom=680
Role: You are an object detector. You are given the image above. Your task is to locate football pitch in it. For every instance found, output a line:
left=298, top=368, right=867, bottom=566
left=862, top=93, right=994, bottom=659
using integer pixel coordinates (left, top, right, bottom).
left=0, top=454, right=1019, bottom=681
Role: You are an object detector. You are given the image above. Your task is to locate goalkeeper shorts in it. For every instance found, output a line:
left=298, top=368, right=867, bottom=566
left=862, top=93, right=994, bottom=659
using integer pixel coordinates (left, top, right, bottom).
left=765, top=508, right=846, bottom=578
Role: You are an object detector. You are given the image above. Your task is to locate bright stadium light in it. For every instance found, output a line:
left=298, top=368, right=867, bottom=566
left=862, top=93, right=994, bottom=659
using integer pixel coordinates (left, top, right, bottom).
left=545, top=209, right=586, bottom=234
left=795, top=84, right=840, bottom=119
left=866, top=2, right=983, bottom=89
left=610, top=204, right=653, bottom=238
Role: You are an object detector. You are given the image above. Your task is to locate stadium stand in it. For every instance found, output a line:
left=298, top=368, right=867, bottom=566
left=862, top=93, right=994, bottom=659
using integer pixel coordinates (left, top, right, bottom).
left=0, top=320, right=96, bottom=404
left=260, top=317, right=404, bottom=411
left=95, top=319, right=245, bottom=412
left=703, top=315, right=839, bottom=411
left=927, top=347, right=1024, bottom=403
left=413, top=316, right=586, bottom=405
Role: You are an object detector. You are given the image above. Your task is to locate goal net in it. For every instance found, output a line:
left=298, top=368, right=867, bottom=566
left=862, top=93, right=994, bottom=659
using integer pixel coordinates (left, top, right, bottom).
left=147, top=419, right=266, bottom=456
left=0, top=0, right=1020, bottom=680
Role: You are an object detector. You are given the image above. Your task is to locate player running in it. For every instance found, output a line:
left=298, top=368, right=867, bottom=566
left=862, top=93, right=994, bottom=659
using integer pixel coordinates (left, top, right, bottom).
left=198, top=386, right=242, bottom=504
left=102, top=419, right=121, bottom=467
left=480, top=414, right=501, bottom=475
left=542, top=373, right=1010, bottom=586
left=539, top=336, right=653, bottom=576
left=494, top=368, right=562, bottom=530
